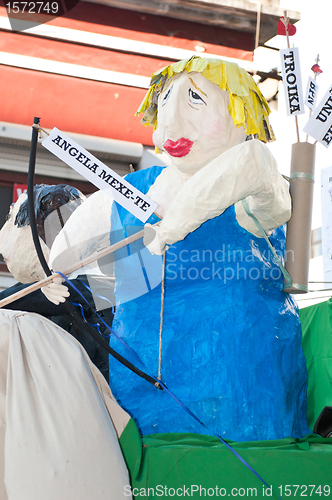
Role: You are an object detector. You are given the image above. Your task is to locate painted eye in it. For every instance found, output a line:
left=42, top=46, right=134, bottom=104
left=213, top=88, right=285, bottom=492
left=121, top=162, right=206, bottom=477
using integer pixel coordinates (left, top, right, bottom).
left=189, top=88, right=206, bottom=105
left=162, top=86, right=173, bottom=106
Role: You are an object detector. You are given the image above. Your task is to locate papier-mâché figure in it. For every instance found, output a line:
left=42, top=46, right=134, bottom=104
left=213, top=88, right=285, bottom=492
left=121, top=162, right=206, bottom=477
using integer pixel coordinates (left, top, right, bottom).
left=42, top=57, right=311, bottom=442
left=107, top=57, right=311, bottom=441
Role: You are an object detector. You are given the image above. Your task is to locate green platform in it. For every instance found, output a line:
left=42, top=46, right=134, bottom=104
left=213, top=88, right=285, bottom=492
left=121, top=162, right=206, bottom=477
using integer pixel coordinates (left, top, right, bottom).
left=300, top=298, right=332, bottom=429
left=119, top=299, right=332, bottom=499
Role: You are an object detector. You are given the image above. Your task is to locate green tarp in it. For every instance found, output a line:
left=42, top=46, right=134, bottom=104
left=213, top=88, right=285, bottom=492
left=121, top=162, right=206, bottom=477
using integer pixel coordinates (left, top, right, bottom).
left=119, top=299, right=332, bottom=499
left=300, top=298, right=332, bottom=429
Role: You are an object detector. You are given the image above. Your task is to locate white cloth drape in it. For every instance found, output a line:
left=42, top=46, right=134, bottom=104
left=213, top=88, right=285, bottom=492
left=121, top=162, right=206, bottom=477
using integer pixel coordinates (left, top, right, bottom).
left=0, top=309, right=132, bottom=500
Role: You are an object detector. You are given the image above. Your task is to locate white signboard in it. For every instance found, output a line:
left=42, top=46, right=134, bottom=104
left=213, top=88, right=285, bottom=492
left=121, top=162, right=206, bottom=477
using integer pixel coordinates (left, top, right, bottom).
left=42, top=128, right=158, bottom=222
left=305, top=76, right=319, bottom=110
left=321, top=165, right=332, bottom=287
left=280, top=47, right=305, bottom=116
left=303, top=85, right=332, bottom=148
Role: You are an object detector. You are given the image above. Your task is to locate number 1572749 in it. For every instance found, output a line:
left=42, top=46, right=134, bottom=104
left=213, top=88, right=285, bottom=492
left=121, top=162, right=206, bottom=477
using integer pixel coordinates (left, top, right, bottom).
left=5, top=2, right=59, bottom=14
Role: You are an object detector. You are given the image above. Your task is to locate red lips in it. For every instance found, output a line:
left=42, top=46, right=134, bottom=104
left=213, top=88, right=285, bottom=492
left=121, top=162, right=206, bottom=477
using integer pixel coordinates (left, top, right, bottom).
left=163, top=138, right=193, bottom=157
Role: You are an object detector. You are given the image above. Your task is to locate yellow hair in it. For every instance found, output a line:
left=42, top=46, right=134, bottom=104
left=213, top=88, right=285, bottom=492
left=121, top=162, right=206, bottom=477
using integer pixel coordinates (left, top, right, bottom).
left=136, top=56, right=275, bottom=144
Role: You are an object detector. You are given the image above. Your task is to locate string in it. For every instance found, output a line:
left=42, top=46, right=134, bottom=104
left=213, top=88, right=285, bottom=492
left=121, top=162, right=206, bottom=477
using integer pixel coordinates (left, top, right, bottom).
left=32, top=123, right=49, bottom=136
left=70, top=301, right=104, bottom=336
left=56, top=271, right=144, bottom=367
left=156, top=379, right=282, bottom=498
left=241, top=198, right=293, bottom=287
left=54, top=270, right=282, bottom=499
left=76, top=277, right=115, bottom=313
left=158, top=249, right=166, bottom=380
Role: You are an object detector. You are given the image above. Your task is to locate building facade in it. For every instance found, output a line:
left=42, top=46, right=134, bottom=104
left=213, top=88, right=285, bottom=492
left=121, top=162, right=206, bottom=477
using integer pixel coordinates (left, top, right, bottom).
left=0, top=0, right=299, bottom=287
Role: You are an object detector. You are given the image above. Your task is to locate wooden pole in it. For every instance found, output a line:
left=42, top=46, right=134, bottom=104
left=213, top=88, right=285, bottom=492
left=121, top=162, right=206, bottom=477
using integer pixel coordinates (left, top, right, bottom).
left=0, top=224, right=158, bottom=309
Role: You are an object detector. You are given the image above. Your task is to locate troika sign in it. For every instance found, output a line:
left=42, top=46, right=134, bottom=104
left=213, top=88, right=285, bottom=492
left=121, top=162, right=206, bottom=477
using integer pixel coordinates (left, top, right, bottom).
left=280, top=47, right=305, bottom=117
left=42, top=128, right=158, bottom=222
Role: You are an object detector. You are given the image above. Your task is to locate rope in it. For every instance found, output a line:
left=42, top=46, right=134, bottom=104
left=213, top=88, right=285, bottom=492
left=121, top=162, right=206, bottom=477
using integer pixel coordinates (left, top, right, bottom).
left=158, top=249, right=166, bottom=380
left=32, top=123, right=50, bottom=137
left=241, top=198, right=293, bottom=287
left=57, top=272, right=281, bottom=499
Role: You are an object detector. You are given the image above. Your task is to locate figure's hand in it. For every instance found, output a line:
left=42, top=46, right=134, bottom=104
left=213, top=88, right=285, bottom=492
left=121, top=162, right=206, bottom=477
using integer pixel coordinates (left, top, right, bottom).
left=41, top=276, right=70, bottom=305
left=150, top=140, right=291, bottom=246
left=143, top=224, right=166, bottom=255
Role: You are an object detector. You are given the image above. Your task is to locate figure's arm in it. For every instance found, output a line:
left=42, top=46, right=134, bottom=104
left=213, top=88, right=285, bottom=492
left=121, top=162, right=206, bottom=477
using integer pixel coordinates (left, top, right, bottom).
left=145, top=140, right=291, bottom=255
left=42, top=190, right=113, bottom=305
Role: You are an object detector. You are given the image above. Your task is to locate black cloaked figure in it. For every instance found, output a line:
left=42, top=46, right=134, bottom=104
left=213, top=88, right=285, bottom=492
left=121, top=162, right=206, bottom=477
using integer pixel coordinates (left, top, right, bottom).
left=0, top=184, right=113, bottom=382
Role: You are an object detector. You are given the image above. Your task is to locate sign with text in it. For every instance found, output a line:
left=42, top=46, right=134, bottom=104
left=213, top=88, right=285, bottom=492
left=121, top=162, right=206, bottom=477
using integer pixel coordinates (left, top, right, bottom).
left=303, top=85, right=332, bottom=148
left=280, top=47, right=305, bottom=116
left=42, top=128, right=157, bottom=222
left=305, top=76, right=319, bottom=110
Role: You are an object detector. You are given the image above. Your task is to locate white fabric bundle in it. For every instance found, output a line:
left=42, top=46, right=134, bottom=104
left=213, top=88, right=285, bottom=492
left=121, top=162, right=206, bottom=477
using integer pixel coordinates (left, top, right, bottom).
left=0, top=310, right=131, bottom=500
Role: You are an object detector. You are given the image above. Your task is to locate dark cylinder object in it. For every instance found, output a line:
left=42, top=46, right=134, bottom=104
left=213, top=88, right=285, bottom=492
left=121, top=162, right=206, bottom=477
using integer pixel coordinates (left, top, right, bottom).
left=27, top=117, right=51, bottom=278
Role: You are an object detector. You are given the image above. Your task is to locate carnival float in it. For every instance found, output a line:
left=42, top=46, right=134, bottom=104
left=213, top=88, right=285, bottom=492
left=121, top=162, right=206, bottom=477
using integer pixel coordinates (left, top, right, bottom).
left=0, top=13, right=331, bottom=500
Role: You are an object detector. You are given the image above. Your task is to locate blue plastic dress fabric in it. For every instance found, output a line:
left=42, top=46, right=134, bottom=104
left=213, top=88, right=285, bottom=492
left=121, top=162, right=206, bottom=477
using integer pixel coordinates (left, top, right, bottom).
left=108, top=166, right=311, bottom=442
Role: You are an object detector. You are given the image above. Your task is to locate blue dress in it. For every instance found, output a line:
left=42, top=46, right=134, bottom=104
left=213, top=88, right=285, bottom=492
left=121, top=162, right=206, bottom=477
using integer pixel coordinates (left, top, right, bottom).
left=108, top=166, right=311, bottom=441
